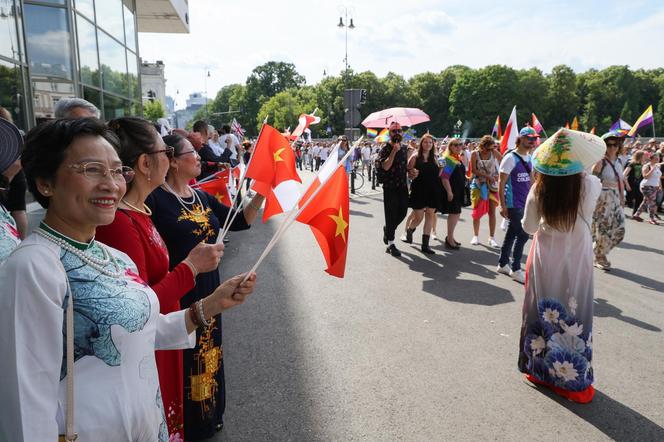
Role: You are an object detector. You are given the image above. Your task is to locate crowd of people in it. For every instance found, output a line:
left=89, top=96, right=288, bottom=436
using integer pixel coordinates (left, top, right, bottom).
left=0, top=99, right=259, bottom=441
left=0, top=96, right=663, bottom=439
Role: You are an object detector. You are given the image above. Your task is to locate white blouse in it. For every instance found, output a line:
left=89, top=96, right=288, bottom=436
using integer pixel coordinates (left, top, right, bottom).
left=0, top=234, right=195, bottom=441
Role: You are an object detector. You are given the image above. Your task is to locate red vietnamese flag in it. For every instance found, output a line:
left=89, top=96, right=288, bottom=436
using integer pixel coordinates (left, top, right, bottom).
left=296, top=166, right=349, bottom=278
left=194, top=170, right=231, bottom=206
left=245, top=124, right=301, bottom=187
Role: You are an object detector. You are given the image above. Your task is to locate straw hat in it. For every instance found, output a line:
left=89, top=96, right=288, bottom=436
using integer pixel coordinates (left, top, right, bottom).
left=0, top=118, right=22, bottom=174
left=532, top=128, right=606, bottom=176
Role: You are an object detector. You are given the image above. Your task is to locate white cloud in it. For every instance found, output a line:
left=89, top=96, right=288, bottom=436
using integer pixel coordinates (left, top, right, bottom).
left=138, top=0, right=664, bottom=110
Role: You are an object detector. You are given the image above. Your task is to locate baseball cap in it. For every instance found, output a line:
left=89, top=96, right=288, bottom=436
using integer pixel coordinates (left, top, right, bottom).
left=519, top=126, right=539, bottom=138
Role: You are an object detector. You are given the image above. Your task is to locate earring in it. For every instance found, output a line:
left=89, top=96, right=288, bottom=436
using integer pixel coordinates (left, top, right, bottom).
left=42, top=189, right=50, bottom=195
left=147, top=175, right=151, bottom=182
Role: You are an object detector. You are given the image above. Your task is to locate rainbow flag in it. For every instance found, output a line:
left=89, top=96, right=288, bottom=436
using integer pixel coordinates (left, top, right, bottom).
left=376, top=128, right=390, bottom=142
left=440, top=150, right=461, bottom=180
left=627, top=105, right=654, bottom=137
left=403, top=128, right=417, bottom=141
left=532, top=113, right=544, bottom=134
left=492, top=115, right=502, bottom=139
left=366, top=128, right=378, bottom=138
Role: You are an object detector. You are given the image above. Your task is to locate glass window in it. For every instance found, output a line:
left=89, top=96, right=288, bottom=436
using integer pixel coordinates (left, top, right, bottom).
left=32, top=79, right=75, bottom=119
left=76, top=15, right=99, bottom=86
left=95, top=0, right=124, bottom=43
left=0, top=59, right=26, bottom=130
left=0, top=0, right=22, bottom=61
left=98, top=30, right=127, bottom=96
left=74, top=0, right=94, bottom=20
left=123, top=2, right=135, bottom=51
left=82, top=85, right=100, bottom=111
left=24, top=4, right=73, bottom=80
left=103, top=93, right=127, bottom=120
left=126, top=50, right=138, bottom=99
left=31, top=0, right=65, bottom=5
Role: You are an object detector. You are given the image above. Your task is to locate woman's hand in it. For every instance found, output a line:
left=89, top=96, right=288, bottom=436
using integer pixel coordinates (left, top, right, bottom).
left=207, top=273, right=257, bottom=313
left=185, top=241, right=224, bottom=274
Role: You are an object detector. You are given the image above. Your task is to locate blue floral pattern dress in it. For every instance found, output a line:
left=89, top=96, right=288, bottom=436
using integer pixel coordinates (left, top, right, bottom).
left=519, top=174, right=601, bottom=398
left=0, top=204, right=20, bottom=262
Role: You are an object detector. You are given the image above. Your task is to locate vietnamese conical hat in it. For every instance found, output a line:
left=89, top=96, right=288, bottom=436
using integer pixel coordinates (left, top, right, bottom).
left=0, top=118, right=22, bottom=174
left=532, top=128, right=606, bottom=176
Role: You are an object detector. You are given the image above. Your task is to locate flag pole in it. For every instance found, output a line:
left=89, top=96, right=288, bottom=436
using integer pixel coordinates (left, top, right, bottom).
left=242, top=137, right=363, bottom=282
left=217, top=116, right=268, bottom=242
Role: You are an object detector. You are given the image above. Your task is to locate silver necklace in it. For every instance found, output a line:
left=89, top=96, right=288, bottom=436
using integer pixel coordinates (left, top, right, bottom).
left=161, top=182, right=205, bottom=216
left=36, top=228, right=124, bottom=278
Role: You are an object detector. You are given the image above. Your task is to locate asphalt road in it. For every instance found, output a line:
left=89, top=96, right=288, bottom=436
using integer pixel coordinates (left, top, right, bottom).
left=215, top=170, right=664, bottom=441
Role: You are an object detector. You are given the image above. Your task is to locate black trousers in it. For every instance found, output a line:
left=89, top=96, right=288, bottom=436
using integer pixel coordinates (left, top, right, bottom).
left=383, top=187, right=409, bottom=242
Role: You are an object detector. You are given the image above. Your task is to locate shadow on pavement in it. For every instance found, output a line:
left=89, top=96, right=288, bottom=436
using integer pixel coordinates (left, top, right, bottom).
left=594, top=298, right=662, bottom=332
left=526, top=384, right=664, bottom=440
left=349, top=209, right=373, bottom=218
left=400, top=249, right=515, bottom=306
left=617, top=241, right=663, bottom=255
left=604, top=268, right=664, bottom=293
left=213, top=221, right=318, bottom=441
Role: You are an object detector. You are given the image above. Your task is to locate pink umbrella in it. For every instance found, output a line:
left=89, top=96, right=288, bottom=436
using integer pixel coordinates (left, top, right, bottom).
left=361, top=107, right=430, bottom=128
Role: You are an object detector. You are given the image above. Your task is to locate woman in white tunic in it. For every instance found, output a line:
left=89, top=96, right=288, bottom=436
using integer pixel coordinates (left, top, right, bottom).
left=518, top=128, right=604, bottom=404
left=0, top=119, right=256, bottom=441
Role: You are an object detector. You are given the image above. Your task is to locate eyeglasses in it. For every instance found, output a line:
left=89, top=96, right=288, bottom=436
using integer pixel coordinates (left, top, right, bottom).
left=68, top=162, right=135, bottom=183
left=148, top=146, right=175, bottom=159
left=175, top=149, right=198, bottom=157
left=605, top=142, right=622, bottom=148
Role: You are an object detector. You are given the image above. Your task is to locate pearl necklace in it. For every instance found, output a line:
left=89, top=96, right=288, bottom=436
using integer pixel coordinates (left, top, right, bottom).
left=121, top=198, right=153, bottom=216
left=161, top=182, right=205, bottom=216
left=37, top=228, right=125, bottom=278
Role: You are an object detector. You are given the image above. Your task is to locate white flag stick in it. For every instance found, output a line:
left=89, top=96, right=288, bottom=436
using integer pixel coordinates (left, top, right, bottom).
left=242, top=136, right=363, bottom=281
left=216, top=116, right=268, bottom=243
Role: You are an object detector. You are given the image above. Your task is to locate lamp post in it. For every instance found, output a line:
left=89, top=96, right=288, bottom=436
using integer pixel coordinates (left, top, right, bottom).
left=204, top=69, right=210, bottom=118
left=337, top=6, right=355, bottom=92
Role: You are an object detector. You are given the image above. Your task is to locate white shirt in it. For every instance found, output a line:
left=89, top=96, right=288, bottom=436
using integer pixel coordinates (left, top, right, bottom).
left=312, top=145, right=321, bottom=157
left=319, top=147, right=329, bottom=161
left=208, top=139, right=224, bottom=156
left=641, top=163, right=662, bottom=187
left=361, top=146, right=372, bottom=161
left=0, top=234, right=195, bottom=441
left=499, top=151, right=532, bottom=174
left=219, top=133, right=240, bottom=160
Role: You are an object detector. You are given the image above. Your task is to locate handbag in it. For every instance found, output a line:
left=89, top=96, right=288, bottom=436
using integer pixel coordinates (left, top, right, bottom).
left=58, top=265, right=77, bottom=441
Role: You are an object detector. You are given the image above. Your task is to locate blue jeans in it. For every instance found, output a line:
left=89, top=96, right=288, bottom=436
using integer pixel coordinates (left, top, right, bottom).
left=498, top=208, right=530, bottom=271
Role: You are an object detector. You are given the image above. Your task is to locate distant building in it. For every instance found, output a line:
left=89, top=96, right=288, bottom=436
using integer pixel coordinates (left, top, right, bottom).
left=0, top=0, right=190, bottom=129
left=140, top=60, right=166, bottom=109
left=173, top=92, right=207, bottom=129
left=165, top=95, right=175, bottom=114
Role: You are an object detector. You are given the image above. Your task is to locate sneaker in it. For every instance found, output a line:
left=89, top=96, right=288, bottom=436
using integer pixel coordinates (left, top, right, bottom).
left=386, top=244, right=401, bottom=257
left=497, top=264, right=511, bottom=275
left=500, top=218, right=508, bottom=231
left=648, top=219, right=659, bottom=225
left=488, top=237, right=500, bottom=248
left=593, top=260, right=610, bottom=271
left=632, top=215, right=644, bottom=222
left=511, top=269, right=526, bottom=284
left=431, top=232, right=438, bottom=241
left=470, top=236, right=480, bottom=245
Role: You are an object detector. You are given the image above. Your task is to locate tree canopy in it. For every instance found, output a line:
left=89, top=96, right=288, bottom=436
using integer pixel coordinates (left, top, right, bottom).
left=194, top=61, right=664, bottom=138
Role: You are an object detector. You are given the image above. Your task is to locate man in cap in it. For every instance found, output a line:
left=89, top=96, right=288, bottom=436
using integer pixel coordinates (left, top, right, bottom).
left=496, top=126, right=537, bottom=283
left=378, top=121, right=417, bottom=257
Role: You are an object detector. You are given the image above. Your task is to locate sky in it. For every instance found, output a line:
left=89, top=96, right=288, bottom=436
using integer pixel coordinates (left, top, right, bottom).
left=138, top=0, right=664, bottom=111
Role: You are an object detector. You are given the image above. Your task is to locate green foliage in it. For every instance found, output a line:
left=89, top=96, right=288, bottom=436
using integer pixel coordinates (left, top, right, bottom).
left=143, top=100, right=165, bottom=121
left=196, top=61, right=662, bottom=138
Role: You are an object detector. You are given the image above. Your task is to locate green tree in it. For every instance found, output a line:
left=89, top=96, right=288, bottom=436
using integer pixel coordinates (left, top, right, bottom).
left=143, top=100, right=165, bottom=121
left=546, top=65, right=580, bottom=131
left=256, top=89, right=304, bottom=132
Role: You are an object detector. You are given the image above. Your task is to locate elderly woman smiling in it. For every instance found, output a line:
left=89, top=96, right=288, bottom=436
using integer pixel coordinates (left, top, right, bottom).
left=0, top=119, right=256, bottom=441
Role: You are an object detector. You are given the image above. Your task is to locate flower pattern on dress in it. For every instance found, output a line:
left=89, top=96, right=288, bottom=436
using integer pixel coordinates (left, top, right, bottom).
left=522, top=297, right=593, bottom=391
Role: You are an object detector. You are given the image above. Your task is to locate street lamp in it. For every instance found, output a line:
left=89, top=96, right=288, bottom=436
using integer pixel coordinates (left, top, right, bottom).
left=337, top=6, right=355, bottom=91
left=204, top=69, right=210, bottom=118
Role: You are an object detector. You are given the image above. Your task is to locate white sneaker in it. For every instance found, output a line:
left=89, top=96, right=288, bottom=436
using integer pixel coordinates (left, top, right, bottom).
left=488, top=237, right=500, bottom=248
left=470, top=236, right=480, bottom=245
left=500, top=218, right=508, bottom=231
left=431, top=233, right=438, bottom=241
left=511, top=269, right=526, bottom=284
left=497, top=264, right=511, bottom=275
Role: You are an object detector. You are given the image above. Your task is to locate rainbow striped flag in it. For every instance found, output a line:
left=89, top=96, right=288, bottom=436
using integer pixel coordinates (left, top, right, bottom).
left=440, top=150, right=461, bottom=180
left=492, top=115, right=502, bottom=139
left=627, top=105, right=654, bottom=137
left=610, top=118, right=632, bottom=136
left=403, top=128, right=417, bottom=141
left=376, top=128, right=390, bottom=142
left=366, top=128, right=378, bottom=138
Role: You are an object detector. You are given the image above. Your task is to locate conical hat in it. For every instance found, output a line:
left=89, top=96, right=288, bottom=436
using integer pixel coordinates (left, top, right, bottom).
left=0, top=118, right=22, bottom=174
left=532, top=128, right=606, bottom=176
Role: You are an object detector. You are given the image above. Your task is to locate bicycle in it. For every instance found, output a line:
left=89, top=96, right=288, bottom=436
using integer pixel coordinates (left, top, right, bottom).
left=349, top=161, right=365, bottom=192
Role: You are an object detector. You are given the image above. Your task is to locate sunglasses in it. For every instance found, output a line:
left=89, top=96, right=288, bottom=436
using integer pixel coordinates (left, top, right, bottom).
left=605, top=142, right=622, bottom=148
left=148, top=146, right=175, bottom=159
left=390, top=129, right=403, bottom=134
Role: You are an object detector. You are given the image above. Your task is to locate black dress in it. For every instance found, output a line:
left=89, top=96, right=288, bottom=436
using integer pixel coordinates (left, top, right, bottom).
left=439, top=162, right=466, bottom=215
left=146, top=186, right=250, bottom=440
left=409, top=157, right=442, bottom=210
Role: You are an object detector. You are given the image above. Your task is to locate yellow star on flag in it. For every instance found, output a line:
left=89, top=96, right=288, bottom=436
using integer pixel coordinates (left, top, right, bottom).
left=214, top=192, right=227, bottom=203
left=273, top=147, right=286, bottom=162
left=328, top=206, right=348, bottom=242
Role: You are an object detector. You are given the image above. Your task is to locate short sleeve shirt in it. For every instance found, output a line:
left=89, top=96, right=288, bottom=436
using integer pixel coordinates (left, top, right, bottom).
left=378, top=142, right=408, bottom=189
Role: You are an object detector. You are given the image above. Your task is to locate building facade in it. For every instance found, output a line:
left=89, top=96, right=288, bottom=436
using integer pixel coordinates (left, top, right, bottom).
left=0, top=0, right=189, bottom=130
left=140, top=59, right=166, bottom=108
